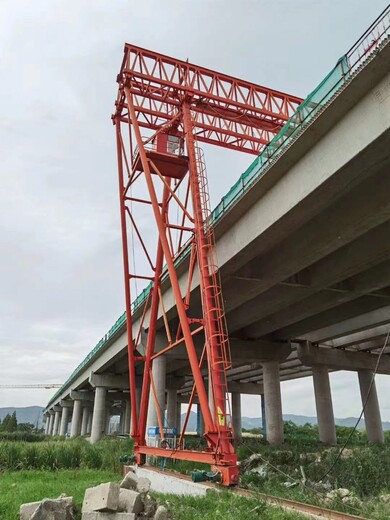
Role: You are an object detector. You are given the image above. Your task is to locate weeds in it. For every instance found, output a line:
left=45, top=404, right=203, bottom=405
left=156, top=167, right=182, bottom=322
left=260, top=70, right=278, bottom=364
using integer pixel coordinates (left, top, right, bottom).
left=158, top=491, right=305, bottom=520
left=0, top=437, right=133, bottom=473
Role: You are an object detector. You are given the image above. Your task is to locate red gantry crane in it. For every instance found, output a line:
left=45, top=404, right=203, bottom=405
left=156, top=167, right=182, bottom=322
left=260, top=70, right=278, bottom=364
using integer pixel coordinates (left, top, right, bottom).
left=113, top=45, right=302, bottom=485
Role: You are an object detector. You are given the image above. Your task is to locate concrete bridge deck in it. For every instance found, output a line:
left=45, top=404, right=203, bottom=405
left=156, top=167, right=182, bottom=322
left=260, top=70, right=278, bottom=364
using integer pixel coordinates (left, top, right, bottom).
left=44, top=29, right=390, bottom=447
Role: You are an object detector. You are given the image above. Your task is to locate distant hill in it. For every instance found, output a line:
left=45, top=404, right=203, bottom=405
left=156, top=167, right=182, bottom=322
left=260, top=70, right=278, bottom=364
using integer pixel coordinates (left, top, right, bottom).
left=181, top=411, right=390, bottom=432
left=0, top=407, right=44, bottom=427
left=4, top=407, right=390, bottom=433
left=241, top=414, right=390, bottom=431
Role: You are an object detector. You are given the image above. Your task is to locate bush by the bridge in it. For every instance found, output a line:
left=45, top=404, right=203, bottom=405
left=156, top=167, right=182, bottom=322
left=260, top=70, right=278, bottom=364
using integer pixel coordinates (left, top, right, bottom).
left=0, top=432, right=46, bottom=443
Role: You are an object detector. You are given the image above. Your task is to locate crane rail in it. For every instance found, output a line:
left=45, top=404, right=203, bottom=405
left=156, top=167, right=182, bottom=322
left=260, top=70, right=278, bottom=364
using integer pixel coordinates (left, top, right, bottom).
left=236, top=488, right=368, bottom=520
left=135, top=466, right=368, bottom=519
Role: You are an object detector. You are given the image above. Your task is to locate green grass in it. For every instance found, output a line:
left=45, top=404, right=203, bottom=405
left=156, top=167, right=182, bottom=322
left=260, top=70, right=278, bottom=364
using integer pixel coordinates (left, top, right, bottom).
left=0, top=469, right=119, bottom=520
left=2, top=432, right=390, bottom=519
left=158, top=491, right=306, bottom=519
left=0, top=437, right=133, bottom=473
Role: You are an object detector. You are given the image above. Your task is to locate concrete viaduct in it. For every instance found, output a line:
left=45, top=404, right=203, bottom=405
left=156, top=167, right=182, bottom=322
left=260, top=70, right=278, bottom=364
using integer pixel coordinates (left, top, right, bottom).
left=44, top=36, right=390, bottom=447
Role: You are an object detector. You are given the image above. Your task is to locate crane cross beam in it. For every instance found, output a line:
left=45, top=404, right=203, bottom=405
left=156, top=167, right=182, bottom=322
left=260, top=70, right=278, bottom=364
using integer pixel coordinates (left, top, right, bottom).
left=114, top=44, right=303, bottom=154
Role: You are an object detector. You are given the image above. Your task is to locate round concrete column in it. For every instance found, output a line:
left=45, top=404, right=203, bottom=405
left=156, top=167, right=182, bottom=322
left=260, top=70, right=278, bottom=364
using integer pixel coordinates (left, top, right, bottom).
left=312, top=365, right=337, bottom=445
left=130, top=385, right=142, bottom=436
left=70, top=399, right=83, bottom=438
left=87, top=409, right=93, bottom=434
left=196, top=404, right=205, bottom=436
left=81, top=406, right=90, bottom=436
left=231, top=392, right=242, bottom=440
left=118, top=411, right=124, bottom=434
left=44, top=414, right=50, bottom=435
left=49, top=412, right=55, bottom=435
left=90, top=386, right=107, bottom=444
left=59, top=406, right=70, bottom=436
left=358, top=370, right=384, bottom=444
left=53, top=410, right=61, bottom=436
left=176, top=402, right=182, bottom=434
left=105, top=409, right=111, bottom=434
left=147, top=355, right=167, bottom=433
left=48, top=413, right=55, bottom=435
left=262, top=360, right=284, bottom=445
left=124, top=400, right=131, bottom=435
left=166, top=389, right=178, bottom=429
left=261, top=394, right=267, bottom=439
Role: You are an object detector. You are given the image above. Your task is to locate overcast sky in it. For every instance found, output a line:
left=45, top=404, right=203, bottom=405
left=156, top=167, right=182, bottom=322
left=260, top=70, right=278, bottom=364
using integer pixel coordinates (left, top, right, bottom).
left=1, top=0, right=389, bottom=420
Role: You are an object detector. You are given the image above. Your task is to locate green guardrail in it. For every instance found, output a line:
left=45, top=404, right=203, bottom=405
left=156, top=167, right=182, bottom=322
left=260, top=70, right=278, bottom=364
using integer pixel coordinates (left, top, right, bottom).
left=47, top=6, right=390, bottom=408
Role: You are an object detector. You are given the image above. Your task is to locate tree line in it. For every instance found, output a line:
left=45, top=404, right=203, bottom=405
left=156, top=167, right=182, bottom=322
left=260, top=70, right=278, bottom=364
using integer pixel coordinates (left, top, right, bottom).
left=0, top=412, right=36, bottom=432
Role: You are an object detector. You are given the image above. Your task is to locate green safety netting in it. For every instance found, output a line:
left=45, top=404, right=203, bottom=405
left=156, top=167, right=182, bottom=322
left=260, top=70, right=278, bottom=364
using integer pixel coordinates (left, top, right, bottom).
left=211, top=55, right=349, bottom=222
left=48, top=20, right=389, bottom=407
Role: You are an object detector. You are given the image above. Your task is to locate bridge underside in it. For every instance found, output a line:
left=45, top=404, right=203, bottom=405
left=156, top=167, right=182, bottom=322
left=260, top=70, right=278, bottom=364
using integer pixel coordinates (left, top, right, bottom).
left=44, top=38, right=390, bottom=448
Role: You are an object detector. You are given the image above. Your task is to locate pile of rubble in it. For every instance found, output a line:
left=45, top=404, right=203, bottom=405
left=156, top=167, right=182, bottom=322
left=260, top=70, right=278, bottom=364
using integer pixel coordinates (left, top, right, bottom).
left=325, top=488, right=362, bottom=508
left=20, top=472, right=169, bottom=520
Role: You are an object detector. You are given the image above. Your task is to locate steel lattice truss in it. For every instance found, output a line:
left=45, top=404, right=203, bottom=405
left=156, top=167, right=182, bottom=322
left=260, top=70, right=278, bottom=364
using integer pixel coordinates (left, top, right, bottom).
left=113, top=44, right=302, bottom=485
left=115, top=45, right=302, bottom=154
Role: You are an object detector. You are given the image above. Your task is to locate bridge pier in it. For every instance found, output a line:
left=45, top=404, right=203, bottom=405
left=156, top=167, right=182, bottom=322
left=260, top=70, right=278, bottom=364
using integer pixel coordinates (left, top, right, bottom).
left=147, top=355, right=166, bottom=435
left=119, top=410, right=124, bottom=434
left=52, top=406, right=61, bottom=436
left=87, top=409, right=93, bottom=434
left=358, top=370, right=384, bottom=444
left=47, top=410, right=55, bottom=435
left=298, top=342, right=388, bottom=443
left=90, top=386, right=107, bottom=443
left=166, top=376, right=184, bottom=431
left=176, top=402, right=182, bottom=434
left=69, top=390, right=95, bottom=438
left=44, top=413, right=50, bottom=435
left=231, top=392, right=242, bottom=440
left=312, top=364, right=337, bottom=445
left=166, top=389, right=177, bottom=430
left=123, top=399, right=131, bottom=435
left=88, top=373, right=129, bottom=443
left=196, top=403, right=204, bottom=436
left=262, top=361, right=284, bottom=445
left=59, top=400, right=73, bottom=437
left=130, top=380, right=142, bottom=435
left=258, top=343, right=291, bottom=445
left=81, top=405, right=90, bottom=436
left=70, top=399, right=83, bottom=438
left=105, top=408, right=112, bottom=434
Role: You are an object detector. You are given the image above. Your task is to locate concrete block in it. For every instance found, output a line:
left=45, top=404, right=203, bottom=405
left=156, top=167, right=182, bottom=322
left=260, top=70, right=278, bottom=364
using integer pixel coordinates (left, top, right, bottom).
left=21, top=496, right=74, bottom=520
left=82, top=482, right=120, bottom=512
left=118, top=489, right=144, bottom=514
left=20, top=501, right=41, bottom=520
left=123, top=465, right=136, bottom=475
left=136, top=476, right=151, bottom=493
left=154, top=505, right=168, bottom=520
left=135, top=467, right=211, bottom=496
left=120, top=471, right=139, bottom=491
left=31, top=497, right=75, bottom=520
left=56, top=496, right=75, bottom=511
left=82, top=514, right=135, bottom=520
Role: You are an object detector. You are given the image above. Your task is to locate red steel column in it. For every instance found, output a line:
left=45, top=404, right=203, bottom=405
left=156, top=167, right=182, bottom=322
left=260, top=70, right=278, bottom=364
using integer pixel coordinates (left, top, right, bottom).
left=124, top=88, right=214, bottom=438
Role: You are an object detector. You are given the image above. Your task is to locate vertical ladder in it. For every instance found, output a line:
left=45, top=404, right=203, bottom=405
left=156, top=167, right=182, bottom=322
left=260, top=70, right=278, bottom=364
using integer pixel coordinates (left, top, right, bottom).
left=194, top=145, right=233, bottom=433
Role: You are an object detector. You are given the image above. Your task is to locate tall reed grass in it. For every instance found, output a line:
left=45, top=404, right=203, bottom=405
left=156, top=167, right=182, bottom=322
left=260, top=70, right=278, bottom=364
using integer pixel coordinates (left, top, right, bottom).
left=0, top=437, right=133, bottom=473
